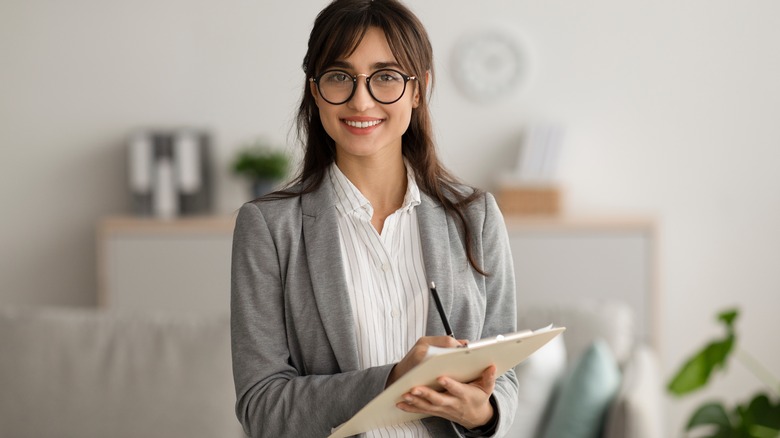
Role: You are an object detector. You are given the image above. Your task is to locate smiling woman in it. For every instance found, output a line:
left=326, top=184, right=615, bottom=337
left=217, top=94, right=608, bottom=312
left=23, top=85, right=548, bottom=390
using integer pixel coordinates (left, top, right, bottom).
left=229, top=1, right=519, bottom=437
left=310, top=26, right=419, bottom=164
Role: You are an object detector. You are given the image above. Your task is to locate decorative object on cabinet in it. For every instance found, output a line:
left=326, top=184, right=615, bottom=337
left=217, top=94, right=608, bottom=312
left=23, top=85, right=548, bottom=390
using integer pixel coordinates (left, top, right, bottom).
left=231, top=138, right=289, bottom=199
left=496, top=123, right=565, bottom=216
left=496, top=184, right=562, bottom=216
left=128, top=129, right=212, bottom=218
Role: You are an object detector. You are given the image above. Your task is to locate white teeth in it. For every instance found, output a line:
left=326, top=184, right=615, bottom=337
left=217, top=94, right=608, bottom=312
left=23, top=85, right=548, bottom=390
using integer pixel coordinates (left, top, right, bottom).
left=344, top=119, right=382, bottom=128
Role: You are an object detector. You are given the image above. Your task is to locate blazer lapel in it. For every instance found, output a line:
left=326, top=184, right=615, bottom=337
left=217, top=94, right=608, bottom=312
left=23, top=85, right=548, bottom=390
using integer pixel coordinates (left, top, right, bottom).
left=416, top=193, right=456, bottom=337
left=301, top=180, right=360, bottom=372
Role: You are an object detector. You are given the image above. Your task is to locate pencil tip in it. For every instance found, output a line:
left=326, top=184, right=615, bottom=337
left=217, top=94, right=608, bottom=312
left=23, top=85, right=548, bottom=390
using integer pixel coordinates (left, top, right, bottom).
left=430, top=281, right=436, bottom=289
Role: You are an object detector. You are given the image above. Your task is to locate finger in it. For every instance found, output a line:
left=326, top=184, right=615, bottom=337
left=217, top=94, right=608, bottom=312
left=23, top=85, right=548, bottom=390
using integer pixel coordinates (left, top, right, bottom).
left=396, top=397, right=447, bottom=419
left=409, top=386, right=453, bottom=408
left=396, top=400, right=425, bottom=413
left=402, top=391, right=449, bottom=418
left=440, top=374, right=493, bottom=400
left=419, top=336, right=466, bottom=348
left=438, top=376, right=468, bottom=398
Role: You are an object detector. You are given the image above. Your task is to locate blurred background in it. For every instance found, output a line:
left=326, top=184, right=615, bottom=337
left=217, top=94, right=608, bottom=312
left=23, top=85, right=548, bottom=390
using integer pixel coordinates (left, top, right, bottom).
left=2, top=0, right=779, bottom=436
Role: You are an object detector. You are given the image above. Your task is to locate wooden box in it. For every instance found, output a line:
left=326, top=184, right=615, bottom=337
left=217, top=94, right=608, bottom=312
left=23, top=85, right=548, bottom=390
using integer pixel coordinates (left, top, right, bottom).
left=495, top=185, right=561, bottom=216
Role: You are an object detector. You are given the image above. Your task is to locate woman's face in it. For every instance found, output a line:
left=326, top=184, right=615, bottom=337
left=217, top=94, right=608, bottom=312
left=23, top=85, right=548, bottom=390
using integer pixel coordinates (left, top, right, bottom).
left=311, top=26, right=420, bottom=164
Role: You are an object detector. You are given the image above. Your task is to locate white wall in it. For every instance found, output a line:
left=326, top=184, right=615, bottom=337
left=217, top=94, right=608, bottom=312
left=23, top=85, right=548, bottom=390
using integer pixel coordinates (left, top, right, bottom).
left=2, top=0, right=779, bottom=434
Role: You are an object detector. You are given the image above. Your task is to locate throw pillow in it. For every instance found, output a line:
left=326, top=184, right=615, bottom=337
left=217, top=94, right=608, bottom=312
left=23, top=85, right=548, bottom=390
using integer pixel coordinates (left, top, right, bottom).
left=542, top=339, right=622, bottom=438
left=506, top=334, right=567, bottom=438
left=604, top=345, right=664, bottom=438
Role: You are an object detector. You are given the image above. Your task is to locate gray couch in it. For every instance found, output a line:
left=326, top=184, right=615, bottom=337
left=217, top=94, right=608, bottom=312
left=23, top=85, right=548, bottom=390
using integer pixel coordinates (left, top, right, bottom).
left=511, top=300, right=664, bottom=438
left=0, top=307, right=244, bottom=438
left=0, top=301, right=662, bottom=437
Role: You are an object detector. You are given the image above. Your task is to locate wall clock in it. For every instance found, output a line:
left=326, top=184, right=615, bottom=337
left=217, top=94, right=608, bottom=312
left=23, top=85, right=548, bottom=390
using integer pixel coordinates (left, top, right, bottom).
left=451, top=30, right=528, bottom=103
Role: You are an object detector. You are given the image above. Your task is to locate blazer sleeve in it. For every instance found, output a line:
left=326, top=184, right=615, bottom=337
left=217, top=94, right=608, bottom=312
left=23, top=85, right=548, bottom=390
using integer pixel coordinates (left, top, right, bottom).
left=424, top=192, right=519, bottom=438
left=230, top=202, right=395, bottom=438
left=475, top=192, right=519, bottom=437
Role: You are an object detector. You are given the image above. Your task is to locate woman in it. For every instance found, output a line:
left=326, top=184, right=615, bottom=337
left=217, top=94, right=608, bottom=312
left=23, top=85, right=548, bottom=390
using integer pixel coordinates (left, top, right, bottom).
left=231, top=0, right=518, bottom=436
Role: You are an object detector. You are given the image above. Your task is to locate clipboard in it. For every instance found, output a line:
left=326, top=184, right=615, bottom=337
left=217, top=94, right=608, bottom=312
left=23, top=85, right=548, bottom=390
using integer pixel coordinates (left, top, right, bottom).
left=328, top=325, right=566, bottom=438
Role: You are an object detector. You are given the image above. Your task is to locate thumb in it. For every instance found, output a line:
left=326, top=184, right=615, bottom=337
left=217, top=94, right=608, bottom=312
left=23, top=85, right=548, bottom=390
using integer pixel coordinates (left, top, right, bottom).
left=473, top=365, right=497, bottom=394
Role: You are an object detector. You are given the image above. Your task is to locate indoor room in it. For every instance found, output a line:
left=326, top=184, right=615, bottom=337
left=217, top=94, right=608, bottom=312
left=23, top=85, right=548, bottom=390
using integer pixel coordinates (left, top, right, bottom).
left=2, top=1, right=779, bottom=437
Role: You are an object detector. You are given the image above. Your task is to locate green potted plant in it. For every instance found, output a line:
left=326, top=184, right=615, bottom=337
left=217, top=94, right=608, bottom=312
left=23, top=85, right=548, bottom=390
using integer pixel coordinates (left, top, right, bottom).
left=668, top=308, right=780, bottom=437
left=231, top=140, right=289, bottom=199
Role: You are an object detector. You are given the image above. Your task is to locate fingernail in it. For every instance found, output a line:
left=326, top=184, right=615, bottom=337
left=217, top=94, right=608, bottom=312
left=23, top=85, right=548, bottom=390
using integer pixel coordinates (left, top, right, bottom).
left=438, top=378, right=447, bottom=386
left=404, top=395, right=413, bottom=402
left=412, top=389, right=421, bottom=396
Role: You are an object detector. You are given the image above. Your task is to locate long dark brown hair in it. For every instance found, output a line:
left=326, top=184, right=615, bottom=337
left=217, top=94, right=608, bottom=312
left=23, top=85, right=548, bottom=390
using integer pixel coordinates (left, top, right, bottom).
left=276, top=0, right=486, bottom=275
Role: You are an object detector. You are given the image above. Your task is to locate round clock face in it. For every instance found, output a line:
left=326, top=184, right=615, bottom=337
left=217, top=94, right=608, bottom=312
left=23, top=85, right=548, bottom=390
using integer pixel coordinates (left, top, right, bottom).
left=452, top=31, right=527, bottom=102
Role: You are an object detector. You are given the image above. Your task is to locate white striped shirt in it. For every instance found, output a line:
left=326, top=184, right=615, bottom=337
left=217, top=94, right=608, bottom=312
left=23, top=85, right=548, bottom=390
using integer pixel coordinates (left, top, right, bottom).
left=329, top=163, right=431, bottom=438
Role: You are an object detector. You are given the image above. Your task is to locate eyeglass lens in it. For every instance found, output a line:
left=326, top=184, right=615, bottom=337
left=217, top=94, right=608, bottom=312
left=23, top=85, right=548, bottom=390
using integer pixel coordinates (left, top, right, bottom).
left=317, top=69, right=409, bottom=104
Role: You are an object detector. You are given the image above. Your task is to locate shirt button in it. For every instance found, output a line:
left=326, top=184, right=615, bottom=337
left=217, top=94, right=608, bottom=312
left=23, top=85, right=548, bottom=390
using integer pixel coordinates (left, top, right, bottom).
left=381, top=263, right=391, bottom=272
left=390, top=309, right=400, bottom=318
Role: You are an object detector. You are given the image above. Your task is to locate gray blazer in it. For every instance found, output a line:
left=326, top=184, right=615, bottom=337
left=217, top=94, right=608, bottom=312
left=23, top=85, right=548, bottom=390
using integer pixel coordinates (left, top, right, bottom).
left=231, top=179, right=518, bottom=438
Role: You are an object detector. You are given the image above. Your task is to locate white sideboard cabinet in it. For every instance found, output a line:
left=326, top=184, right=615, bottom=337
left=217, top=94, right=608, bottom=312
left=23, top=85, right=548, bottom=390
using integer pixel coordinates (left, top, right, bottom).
left=506, top=216, right=658, bottom=347
left=97, top=216, right=236, bottom=314
left=97, top=215, right=657, bottom=346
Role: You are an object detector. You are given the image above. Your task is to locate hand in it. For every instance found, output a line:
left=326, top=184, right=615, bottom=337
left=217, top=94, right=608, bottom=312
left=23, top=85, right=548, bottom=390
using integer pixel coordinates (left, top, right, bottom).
left=396, top=365, right=497, bottom=430
left=386, top=336, right=467, bottom=387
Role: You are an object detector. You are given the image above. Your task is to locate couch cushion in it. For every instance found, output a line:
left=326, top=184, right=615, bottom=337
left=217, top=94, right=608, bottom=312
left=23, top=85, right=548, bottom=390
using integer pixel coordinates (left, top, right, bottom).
left=542, top=339, right=622, bottom=438
left=604, top=345, right=664, bottom=438
left=0, top=307, right=243, bottom=438
left=506, top=333, right=567, bottom=438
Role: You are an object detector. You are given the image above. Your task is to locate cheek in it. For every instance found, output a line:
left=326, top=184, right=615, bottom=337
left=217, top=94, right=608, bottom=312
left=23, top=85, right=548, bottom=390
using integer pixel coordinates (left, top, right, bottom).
left=390, top=107, right=414, bottom=135
left=317, top=108, right=340, bottom=139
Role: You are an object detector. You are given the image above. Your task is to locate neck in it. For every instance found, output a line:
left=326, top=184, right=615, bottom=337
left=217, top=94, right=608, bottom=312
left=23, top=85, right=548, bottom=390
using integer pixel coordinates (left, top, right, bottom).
left=335, top=153, right=407, bottom=213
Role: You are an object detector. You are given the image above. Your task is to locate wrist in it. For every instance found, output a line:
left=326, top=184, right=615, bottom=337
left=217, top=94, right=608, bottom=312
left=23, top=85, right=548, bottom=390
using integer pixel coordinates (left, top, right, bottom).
left=475, top=399, right=495, bottom=428
left=386, top=364, right=399, bottom=388
left=464, top=395, right=499, bottom=436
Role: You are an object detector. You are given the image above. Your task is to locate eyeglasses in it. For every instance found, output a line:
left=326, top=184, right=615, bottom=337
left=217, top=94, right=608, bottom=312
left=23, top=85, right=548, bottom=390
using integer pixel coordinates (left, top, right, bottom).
left=310, top=69, right=416, bottom=105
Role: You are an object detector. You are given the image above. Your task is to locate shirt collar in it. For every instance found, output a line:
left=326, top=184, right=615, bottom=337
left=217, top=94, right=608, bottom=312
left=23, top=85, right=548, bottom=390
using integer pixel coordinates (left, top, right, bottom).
left=328, top=161, right=421, bottom=217
left=401, top=163, right=422, bottom=212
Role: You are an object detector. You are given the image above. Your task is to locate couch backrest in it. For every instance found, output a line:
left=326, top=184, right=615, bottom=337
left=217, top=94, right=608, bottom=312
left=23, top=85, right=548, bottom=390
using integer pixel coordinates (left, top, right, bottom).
left=517, top=300, right=635, bottom=365
left=0, top=307, right=244, bottom=438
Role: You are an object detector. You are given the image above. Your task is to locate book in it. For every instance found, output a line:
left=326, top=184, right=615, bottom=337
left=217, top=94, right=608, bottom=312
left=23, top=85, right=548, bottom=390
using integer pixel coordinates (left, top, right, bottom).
left=328, top=325, right=566, bottom=438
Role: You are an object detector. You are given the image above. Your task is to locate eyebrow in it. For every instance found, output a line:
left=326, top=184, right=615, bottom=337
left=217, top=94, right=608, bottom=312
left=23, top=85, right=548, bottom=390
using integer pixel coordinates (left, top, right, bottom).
left=328, top=60, right=404, bottom=70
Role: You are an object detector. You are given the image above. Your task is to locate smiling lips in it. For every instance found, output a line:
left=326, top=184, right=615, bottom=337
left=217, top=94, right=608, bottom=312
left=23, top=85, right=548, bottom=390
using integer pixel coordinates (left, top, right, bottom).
left=343, top=119, right=384, bottom=129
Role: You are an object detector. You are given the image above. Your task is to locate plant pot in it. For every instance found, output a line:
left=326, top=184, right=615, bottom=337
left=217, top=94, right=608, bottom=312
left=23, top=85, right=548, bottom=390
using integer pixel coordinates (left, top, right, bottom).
left=251, top=178, right=278, bottom=199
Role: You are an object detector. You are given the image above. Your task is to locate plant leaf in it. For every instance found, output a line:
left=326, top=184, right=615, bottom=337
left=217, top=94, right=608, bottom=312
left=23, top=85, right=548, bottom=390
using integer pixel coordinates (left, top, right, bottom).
left=718, top=309, right=739, bottom=331
left=232, top=147, right=288, bottom=180
left=747, top=425, right=780, bottom=438
left=668, top=336, right=735, bottom=395
left=737, top=393, right=780, bottom=436
left=686, top=402, right=732, bottom=437
left=668, top=307, right=739, bottom=396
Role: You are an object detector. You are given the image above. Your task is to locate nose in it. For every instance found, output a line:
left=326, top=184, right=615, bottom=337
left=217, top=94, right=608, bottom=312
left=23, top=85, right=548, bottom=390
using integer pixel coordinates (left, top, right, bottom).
left=347, top=74, right=375, bottom=111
